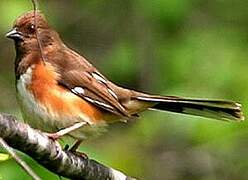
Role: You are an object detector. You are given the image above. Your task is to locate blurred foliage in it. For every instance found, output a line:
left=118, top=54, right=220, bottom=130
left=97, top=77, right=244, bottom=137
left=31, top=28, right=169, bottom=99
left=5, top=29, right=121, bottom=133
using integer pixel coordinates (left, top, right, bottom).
left=0, top=153, right=10, bottom=162
left=0, top=0, right=248, bottom=179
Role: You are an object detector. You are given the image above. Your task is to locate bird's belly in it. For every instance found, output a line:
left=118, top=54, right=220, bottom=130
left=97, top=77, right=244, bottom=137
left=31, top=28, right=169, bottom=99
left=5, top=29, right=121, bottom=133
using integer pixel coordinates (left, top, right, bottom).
left=16, top=66, right=109, bottom=140
left=17, top=88, right=108, bottom=140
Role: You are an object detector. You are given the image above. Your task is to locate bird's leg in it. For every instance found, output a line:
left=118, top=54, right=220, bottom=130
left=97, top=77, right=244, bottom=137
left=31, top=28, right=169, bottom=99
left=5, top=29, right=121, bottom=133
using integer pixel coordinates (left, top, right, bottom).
left=45, top=122, right=87, bottom=141
left=68, top=140, right=88, bottom=159
left=45, top=122, right=89, bottom=158
left=63, top=140, right=83, bottom=151
left=70, top=140, right=83, bottom=152
left=63, top=140, right=88, bottom=159
left=63, top=144, right=70, bottom=151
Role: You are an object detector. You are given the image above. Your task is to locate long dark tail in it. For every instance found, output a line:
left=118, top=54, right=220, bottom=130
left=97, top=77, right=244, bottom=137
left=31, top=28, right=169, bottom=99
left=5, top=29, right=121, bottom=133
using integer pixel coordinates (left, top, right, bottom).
left=133, top=95, right=244, bottom=121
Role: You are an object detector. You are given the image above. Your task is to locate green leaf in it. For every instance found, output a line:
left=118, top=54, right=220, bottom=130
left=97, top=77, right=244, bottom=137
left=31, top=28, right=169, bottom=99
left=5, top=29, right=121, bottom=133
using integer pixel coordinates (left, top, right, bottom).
left=0, top=153, right=10, bottom=162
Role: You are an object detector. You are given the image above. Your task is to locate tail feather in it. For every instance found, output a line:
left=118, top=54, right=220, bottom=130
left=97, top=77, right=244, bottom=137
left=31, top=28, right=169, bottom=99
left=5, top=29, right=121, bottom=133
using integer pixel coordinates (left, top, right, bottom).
left=134, top=96, right=244, bottom=121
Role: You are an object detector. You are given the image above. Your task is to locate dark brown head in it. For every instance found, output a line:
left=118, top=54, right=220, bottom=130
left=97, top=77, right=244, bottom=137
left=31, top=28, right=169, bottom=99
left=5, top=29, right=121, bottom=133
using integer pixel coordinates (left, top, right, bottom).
left=6, top=10, right=61, bottom=56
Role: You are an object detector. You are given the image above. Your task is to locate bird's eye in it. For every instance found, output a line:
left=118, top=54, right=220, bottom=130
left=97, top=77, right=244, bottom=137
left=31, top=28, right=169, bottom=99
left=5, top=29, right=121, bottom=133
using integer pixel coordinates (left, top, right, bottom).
left=29, top=24, right=36, bottom=33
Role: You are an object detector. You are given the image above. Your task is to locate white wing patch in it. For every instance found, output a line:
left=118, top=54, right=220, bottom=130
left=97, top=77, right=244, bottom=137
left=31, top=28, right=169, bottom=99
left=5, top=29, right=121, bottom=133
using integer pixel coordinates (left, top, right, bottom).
left=91, top=72, right=107, bottom=84
left=91, top=72, right=118, bottom=100
left=107, top=88, right=118, bottom=100
left=72, top=86, right=85, bottom=95
left=71, top=86, right=114, bottom=110
left=84, top=96, right=114, bottom=110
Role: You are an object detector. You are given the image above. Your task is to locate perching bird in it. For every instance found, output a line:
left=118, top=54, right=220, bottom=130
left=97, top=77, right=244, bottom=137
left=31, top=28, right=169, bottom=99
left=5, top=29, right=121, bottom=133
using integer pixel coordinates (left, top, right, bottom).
left=6, top=10, right=244, bottom=150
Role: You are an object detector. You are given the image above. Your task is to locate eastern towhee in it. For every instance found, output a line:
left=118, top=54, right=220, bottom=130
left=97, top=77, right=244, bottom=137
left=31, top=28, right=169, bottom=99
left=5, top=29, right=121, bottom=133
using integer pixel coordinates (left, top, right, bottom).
left=5, top=11, right=244, bottom=150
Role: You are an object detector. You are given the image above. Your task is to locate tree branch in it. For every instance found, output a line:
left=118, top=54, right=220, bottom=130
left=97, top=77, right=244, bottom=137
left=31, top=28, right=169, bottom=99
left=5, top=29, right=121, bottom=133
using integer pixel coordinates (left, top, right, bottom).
left=0, top=137, right=41, bottom=180
left=0, top=113, right=135, bottom=180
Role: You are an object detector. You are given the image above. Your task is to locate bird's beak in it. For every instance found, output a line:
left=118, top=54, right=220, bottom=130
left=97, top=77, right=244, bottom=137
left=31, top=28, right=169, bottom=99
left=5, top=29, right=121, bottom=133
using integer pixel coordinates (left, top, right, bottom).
left=5, top=28, right=24, bottom=40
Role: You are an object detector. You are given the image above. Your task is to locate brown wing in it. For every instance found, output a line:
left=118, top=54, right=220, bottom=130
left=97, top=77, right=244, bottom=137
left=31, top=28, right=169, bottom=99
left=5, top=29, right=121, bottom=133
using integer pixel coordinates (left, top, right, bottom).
left=53, top=48, right=130, bottom=117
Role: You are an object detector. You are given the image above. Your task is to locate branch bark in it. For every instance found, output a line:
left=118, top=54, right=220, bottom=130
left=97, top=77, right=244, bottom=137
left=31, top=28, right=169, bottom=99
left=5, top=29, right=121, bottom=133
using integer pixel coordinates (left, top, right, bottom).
left=0, top=137, right=41, bottom=180
left=0, top=113, right=135, bottom=180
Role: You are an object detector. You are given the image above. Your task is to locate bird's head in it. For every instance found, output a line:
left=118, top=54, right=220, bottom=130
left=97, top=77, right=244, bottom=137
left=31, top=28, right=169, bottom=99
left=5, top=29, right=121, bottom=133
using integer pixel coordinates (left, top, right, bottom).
left=6, top=10, right=61, bottom=55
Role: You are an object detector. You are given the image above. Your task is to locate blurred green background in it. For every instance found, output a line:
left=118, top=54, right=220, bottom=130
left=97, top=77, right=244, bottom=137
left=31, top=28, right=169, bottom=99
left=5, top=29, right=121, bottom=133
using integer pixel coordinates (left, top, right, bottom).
left=1, top=0, right=248, bottom=179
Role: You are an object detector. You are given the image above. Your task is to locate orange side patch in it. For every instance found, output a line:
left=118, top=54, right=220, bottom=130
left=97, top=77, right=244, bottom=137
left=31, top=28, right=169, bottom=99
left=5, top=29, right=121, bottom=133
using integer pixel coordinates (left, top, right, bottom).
left=28, top=62, right=103, bottom=122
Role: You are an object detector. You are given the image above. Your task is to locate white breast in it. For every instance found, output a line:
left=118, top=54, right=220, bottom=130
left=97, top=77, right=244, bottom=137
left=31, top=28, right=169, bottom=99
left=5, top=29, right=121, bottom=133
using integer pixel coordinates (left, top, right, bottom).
left=17, top=66, right=54, bottom=131
left=16, top=66, right=107, bottom=139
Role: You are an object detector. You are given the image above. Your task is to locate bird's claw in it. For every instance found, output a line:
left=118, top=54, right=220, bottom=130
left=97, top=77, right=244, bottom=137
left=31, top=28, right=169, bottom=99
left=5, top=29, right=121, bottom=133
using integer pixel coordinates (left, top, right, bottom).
left=44, top=132, right=61, bottom=141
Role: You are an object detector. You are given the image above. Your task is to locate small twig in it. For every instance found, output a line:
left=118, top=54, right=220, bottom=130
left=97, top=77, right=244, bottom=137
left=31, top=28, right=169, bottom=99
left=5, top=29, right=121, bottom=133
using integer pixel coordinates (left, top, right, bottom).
left=31, top=0, right=38, bottom=10
left=0, top=137, right=41, bottom=180
left=0, top=113, right=135, bottom=180
left=45, top=122, right=87, bottom=139
left=30, top=0, right=46, bottom=64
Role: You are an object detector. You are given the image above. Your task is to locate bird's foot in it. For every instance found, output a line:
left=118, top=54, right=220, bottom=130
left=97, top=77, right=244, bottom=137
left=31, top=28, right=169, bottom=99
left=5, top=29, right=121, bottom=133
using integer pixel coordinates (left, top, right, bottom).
left=71, top=151, right=88, bottom=159
left=64, top=140, right=88, bottom=159
left=44, top=132, right=61, bottom=141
